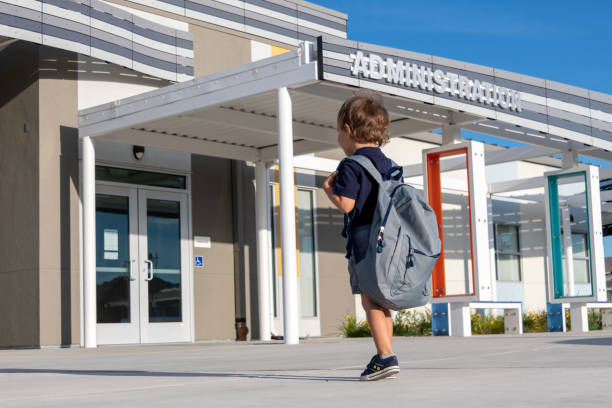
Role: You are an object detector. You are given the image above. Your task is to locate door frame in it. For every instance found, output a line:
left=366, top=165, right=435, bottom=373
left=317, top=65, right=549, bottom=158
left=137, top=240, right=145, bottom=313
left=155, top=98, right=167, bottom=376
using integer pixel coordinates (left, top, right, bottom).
left=268, top=183, right=321, bottom=338
left=95, top=184, right=140, bottom=345
left=138, top=188, right=192, bottom=343
left=94, top=174, right=194, bottom=345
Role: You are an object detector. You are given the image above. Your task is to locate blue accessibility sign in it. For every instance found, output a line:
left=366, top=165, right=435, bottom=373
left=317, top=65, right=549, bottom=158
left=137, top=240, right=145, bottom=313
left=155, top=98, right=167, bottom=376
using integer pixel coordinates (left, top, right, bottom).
left=194, top=256, right=203, bottom=267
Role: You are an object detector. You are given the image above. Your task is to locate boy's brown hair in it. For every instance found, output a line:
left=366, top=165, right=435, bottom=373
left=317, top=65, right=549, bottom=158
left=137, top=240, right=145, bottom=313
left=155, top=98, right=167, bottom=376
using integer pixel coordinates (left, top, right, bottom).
left=337, top=91, right=390, bottom=146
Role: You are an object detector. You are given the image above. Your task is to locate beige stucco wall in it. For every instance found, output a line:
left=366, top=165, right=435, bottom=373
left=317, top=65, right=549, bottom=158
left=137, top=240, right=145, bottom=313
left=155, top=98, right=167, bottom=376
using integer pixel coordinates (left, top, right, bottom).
left=0, top=42, right=41, bottom=348
left=0, top=43, right=80, bottom=347
left=37, top=46, right=80, bottom=346
left=190, top=24, right=252, bottom=77
left=191, top=155, right=237, bottom=340
left=314, top=173, right=356, bottom=336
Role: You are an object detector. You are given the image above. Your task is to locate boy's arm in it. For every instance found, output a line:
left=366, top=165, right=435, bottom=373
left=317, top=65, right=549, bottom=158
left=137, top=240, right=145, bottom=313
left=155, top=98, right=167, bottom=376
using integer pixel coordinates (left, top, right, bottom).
left=323, top=170, right=355, bottom=214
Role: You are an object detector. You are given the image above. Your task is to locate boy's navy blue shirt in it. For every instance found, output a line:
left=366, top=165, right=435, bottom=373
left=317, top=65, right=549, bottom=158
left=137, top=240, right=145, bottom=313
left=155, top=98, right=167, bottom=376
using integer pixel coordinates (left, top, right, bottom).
left=333, top=147, right=392, bottom=259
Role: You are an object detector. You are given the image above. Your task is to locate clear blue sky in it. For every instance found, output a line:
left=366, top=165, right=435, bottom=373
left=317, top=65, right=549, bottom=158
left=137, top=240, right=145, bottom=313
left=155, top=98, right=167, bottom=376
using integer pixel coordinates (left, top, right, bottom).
left=316, top=0, right=612, bottom=94
left=316, top=0, right=612, bottom=257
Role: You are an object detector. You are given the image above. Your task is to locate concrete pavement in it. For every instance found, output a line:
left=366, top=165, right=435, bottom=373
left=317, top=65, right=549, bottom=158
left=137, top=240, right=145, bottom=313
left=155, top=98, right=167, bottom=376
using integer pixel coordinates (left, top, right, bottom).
left=1, top=332, right=611, bottom=407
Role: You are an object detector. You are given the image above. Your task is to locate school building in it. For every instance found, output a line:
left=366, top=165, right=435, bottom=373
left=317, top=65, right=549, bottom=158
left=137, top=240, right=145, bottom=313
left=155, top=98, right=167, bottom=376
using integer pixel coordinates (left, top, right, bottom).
left=0, top=0, right=611, bottom=348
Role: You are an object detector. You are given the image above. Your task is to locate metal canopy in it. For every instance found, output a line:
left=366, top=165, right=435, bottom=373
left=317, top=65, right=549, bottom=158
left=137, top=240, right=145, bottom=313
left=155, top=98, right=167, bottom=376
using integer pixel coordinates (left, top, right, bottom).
left=78, top=43, right=479, bottom=162
left=79, top=40, right=612, bottom=167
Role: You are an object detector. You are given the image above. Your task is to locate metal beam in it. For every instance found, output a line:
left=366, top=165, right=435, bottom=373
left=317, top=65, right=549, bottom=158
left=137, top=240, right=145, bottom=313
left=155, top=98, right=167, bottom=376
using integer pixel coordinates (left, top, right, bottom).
left=186, top=108, right=338, bottom=146
left=100, top=129, right=258, bottom=162
left=404, top=144, right=561, bottom=178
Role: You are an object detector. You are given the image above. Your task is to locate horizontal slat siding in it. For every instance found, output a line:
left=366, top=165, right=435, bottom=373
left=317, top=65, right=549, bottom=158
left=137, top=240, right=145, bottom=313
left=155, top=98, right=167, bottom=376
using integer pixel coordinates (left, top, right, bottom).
left=321, top=38, right=612, bottom=153
left=0, top=0, right=194, bottom=82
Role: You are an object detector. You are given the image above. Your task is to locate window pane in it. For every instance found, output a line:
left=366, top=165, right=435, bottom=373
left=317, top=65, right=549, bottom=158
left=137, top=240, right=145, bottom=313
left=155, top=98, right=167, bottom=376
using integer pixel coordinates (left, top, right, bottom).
left=572, top=233, right=587, bottom=258
left=297, top=189, right=317, bottom=318
left=573, top=259, right=590, bottom=284
left=269, top=184, right=278, bottom=318
left=147, top=199, right=182, bottom=323
left=96, top=166, right=186, bottom=189
left=96, top=194, right=131, bottom=324
left=496, top=225, right=519, bottom=253
left=496, top=254, right=520, bottom=281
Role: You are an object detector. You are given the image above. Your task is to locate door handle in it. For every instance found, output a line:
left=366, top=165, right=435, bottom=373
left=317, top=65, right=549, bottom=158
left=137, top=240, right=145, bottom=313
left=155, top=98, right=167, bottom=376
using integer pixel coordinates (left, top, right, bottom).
left=144, top=260, right=154, bottom=281
left=130, top=259, right=136, bottom=281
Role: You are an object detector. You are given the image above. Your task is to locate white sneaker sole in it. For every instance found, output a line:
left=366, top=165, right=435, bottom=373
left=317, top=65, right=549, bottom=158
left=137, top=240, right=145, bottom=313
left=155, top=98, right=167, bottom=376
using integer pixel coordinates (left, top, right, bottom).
left=360, top=366, right=400, bottom=381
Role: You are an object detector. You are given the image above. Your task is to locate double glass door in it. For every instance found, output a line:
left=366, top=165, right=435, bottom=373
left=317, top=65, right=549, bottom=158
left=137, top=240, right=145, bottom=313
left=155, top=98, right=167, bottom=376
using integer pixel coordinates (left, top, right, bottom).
left=96, top=185, right=191, bottom=344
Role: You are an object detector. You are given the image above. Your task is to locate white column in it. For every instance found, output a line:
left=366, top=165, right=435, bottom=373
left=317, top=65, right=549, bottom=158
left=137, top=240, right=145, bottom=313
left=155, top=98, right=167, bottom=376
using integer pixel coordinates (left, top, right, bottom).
left=450, top=303, right=471, bottom=337
left=570, top=303, right=588, bottom=332
left=277, top=87, right=299, bottom=345
left=82, top=136, right=97, bottom=348
left=561, top=206, right=575, bottom=297
left=255, top=161, right=272, bottom=341
left=441, top=125, right=461, bottom=145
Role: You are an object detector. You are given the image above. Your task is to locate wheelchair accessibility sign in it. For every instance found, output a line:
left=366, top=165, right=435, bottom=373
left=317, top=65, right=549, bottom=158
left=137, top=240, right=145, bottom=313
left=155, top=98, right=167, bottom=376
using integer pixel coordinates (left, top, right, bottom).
left=194, top=256, right=204, bottom=268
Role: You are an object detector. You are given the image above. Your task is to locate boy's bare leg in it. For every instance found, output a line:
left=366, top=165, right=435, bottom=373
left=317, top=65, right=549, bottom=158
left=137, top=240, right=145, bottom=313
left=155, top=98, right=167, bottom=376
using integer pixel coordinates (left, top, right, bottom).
left=361, top=294, right=393, bottom=356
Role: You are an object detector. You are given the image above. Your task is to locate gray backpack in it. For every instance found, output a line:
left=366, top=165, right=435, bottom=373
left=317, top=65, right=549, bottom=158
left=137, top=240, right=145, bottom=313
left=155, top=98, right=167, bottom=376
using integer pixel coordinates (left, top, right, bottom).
left=346, top=155, right=441, bottom=311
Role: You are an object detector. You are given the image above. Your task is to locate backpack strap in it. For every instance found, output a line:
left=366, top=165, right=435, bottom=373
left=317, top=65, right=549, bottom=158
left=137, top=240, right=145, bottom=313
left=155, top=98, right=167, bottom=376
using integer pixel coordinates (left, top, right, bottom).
left=346, top=155, right=383, bottom=185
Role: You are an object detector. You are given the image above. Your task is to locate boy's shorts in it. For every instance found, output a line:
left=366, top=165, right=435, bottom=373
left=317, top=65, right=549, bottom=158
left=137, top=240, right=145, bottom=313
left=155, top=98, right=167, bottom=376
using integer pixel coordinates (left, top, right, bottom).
left=346, top=224, right=371, bottom=295
left=348, top=256, right=362, bottom=295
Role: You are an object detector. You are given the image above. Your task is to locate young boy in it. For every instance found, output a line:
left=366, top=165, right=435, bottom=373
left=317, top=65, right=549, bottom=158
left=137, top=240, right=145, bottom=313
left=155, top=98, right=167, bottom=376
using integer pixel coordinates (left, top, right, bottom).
left=322, top=92, right=400, bottom=381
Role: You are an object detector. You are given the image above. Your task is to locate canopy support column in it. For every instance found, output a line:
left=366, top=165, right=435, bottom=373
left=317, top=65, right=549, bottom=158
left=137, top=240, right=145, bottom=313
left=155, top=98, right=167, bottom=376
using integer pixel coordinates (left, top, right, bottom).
left=255, top=161, right=272, bottom=341
left=82, top=136, right=97, bottom=348
left=277, top=87, right=299, bottom=345
left=442, top=125, right=462, bottom=145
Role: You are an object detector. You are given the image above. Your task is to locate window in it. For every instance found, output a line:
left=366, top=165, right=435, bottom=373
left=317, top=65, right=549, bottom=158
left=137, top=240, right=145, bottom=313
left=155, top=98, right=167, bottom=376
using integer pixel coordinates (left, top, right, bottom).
left=494, top=224, right=521, bottom=281
left=567, top=233, right=590, bottom=284
left=269, top=183, right=318, bottom=318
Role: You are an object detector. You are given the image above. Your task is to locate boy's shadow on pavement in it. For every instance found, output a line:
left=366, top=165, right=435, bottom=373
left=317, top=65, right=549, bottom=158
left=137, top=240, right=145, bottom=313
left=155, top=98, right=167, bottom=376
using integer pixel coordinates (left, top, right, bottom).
left=0, top=368, right=359, bottom=382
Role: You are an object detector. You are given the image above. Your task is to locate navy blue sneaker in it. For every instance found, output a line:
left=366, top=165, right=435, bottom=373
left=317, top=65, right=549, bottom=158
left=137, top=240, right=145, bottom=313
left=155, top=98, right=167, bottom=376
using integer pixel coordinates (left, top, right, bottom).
left=359, top=354, right=400, bottom=381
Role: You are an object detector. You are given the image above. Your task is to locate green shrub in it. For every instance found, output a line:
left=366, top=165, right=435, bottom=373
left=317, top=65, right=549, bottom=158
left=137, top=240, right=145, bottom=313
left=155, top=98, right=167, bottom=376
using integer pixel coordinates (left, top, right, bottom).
left=341, top=310, right=432, bottom=337
left=470, top=313, right=505, bottom=335
left=565, top=309, right=602, bottom=331
left=341, top=314, right=371, bottom=337
left=393, top=309, right=432, bottom=336
left=523, top=310, right=548, bottom=333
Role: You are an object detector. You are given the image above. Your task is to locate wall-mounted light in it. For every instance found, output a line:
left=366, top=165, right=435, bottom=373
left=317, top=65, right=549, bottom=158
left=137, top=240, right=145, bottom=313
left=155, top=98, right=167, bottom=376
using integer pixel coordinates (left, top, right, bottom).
left=133, top=145, right=145, bottom=160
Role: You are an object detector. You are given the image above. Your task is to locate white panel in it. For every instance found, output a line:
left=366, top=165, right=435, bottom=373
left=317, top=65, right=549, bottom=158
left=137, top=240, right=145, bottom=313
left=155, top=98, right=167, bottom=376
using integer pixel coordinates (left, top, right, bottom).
left=43, top=35, right=90, bottom=55
left=520, top=92, right=547, bottom=106
left=78, top=77, right=162, bottom=110
left=0, top=24, right=42, bottom=44
left=322, top=71, right=358, bottom=86
left=185, top=9, right=245, bottom=32
left=133, top=33, right=177, bottom=55
left=1, top=0, right=41, bottom=12
left=496, top=112, right=549, bottom=133
left=322, top=50, right=352, bottom=62
left=590, top=108, right=612, bottom=124
left=359, top=78, right=434, bottom=104
left=547, top=125, right=592, bottom=145
left=215, top=0, right=245, bottom=8
left=43, top=3, right=90, bottom=26
left=546, top=97, right=590, bottom=117
left=176, top=48, right=194, bottom=59
left=90, top=17, right=132, bottom=40
left=245, top=3, right=297, bottom=25
left=469, top=141, right=493, bottom=302
left=297, top=18, right=345, bottom=39
left=244, top=25, right=299, bottom=46
left=133, top=61, right=176, bottom=81
left=433, top=96, right=498, bottom=119
left=250, top=40, right=272, bottom=62
left=90, top=47, right=133, bottom=70
left=102, top=0, right=188, bottom=25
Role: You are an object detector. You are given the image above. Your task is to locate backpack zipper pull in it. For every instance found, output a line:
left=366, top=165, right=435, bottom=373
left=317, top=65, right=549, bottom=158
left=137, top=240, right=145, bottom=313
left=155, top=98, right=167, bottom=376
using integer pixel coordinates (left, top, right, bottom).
left=376, top=226, right=385, bottom=253
left=408, top=239, right=414, bottom=267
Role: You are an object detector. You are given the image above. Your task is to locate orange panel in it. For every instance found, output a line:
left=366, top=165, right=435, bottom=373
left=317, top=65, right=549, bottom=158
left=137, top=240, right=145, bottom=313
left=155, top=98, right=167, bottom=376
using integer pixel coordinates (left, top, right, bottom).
left=426, top=147, right=476, bottom=298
